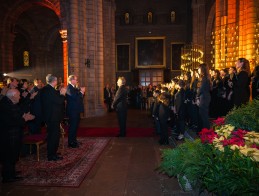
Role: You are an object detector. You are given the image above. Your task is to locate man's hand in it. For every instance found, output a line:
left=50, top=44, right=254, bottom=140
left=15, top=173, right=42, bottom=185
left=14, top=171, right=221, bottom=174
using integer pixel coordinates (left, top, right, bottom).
left=30, top=91, right=38, bottom=99
left=60, top=87, right=67, bottom=96
left=80, top=87, right=86, bottom=94
left=22, top=91, right=28, bottom=98
left=23, top=112, right=35, bottom=121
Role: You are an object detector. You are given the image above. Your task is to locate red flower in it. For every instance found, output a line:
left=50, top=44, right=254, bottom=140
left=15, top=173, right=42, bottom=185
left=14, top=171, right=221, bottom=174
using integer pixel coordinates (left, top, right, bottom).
left=228, top=137, right=245, bottom=147
left=232, top=129, right=248, bottom=138
left=212, top=117, right=225, bottom=126
left=251, top=144, right=259, bottom=150
left=199, top=128, right=218, bottom=144
left=222, top=138, right=229, bottom=146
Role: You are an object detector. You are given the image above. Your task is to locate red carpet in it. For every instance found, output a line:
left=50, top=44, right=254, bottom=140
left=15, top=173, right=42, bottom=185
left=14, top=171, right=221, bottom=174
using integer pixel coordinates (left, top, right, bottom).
left=17, top=137, right=110, bottom=187
left=68, top=127, right=156, bottom=137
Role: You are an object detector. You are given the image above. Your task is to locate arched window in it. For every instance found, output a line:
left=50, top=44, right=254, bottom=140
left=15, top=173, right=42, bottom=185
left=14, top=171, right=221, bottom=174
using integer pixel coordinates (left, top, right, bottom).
left=125, top=12, right=130, bottom=24
left=23, top=51, right=29, bottom=66
left=148, top=12, right=153, bottom=24
left=171, top=11, right=176, bottom=23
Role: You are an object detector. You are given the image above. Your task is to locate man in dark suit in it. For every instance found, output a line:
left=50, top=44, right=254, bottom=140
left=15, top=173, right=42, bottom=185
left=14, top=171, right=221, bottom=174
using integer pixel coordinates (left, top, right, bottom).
left=28, top=78, right=43, bottom=134
left=41, top=74, right=66, bottom=161
left=111, top=77, right=128, bottom=137
left=104, top=83, right=112, bottom=112
left=0, top=89, right=34, bottom=183
left=66, top=75, right=85, bottom=148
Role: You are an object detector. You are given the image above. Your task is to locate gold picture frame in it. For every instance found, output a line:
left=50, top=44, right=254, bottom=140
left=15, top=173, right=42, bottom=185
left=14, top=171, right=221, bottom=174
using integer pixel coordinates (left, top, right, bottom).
left=116, top=43, right=130, bottom=72
left=135, top=37, right=166, bottom=68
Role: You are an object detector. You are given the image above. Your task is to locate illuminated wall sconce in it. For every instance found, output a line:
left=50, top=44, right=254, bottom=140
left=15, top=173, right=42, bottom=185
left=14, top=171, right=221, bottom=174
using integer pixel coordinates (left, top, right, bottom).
left=85, top=58, right=90, bottom=68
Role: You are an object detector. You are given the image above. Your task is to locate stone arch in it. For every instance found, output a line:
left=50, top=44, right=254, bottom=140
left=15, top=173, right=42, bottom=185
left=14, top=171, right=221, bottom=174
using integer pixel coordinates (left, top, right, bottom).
left=0, top=0, right=62, bottom=73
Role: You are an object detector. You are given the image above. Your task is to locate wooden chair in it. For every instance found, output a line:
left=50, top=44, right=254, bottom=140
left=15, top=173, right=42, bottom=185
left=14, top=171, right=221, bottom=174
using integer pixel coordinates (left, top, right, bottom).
left=23, top=133, right=47, bottom=161
left=23, top=123, right=66, bottom=161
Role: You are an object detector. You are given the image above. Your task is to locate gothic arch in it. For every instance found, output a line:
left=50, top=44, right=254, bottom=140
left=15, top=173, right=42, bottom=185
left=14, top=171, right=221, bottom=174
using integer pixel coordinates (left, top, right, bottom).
left=0, top=0, right=62, bottom=72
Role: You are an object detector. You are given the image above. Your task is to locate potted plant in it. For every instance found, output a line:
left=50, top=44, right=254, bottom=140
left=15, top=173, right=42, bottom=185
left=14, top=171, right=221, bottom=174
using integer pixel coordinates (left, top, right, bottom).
left=159, top=115, right=259, bottom=195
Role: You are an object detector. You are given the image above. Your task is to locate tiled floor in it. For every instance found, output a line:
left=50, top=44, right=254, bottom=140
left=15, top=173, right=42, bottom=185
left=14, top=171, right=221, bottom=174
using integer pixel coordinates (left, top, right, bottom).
left=0, top=109, right=194, bottom=196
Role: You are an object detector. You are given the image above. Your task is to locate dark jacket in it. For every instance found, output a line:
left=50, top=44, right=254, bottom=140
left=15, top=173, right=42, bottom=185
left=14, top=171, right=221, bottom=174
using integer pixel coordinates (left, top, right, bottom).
left=104, top=87, right=111, bottom=103
left=197, top=78, right=211, bottom=108
left=0, top=96, right=25, bottom=160
left=233, top=71, right=250, bottom=107
left=112, top=85, right=128, bottom=111
left=41, top=84, right=65, bottom=123
left=158, top=92, right=170, bottom=123
left=30, top=86, right=42, bottom=117
left=175, top=88, right=186, bottom=115
left=66, top=84, right=84, bottom=116
left=252, top=76, right=259, bottom=99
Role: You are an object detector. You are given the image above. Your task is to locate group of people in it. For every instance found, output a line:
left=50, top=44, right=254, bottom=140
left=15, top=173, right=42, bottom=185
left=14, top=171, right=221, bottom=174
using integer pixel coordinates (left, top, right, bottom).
left=149, top=58, right=259, bottom=145
left=0, top=74, right=85, bottom=183
left=0, top=57, right=258, bottom=183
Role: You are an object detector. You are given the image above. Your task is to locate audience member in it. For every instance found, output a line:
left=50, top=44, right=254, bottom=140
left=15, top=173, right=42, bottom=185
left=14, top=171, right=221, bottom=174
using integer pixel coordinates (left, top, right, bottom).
left=41, top=74, right=66, bottom=161
left=0, top=89, right=34, bottom=183
left=66, top=75, right=85, bottom=148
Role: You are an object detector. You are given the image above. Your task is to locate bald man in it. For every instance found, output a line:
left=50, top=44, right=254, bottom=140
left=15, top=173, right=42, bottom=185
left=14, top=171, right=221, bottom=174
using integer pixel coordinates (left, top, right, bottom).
left=0, top=89, right=34, bottom=183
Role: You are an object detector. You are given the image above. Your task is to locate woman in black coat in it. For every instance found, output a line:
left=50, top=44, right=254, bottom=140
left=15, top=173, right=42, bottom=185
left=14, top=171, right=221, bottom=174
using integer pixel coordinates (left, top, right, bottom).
left=233, top=58, right=251, bottom=107
left=252, top=65, right=259, bottom=99
left=197, top=63, right=211, bottom=131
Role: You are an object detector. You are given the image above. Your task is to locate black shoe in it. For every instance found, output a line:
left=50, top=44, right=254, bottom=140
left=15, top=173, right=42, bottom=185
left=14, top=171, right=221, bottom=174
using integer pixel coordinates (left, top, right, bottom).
left=116, top=134, right=125, bottom=137
left=48, top=155, right=63, bottom=161
left=75, top=140, right=82, bottom=145
left=15, top=170, right=22, bottom=175
left=68, top=142, right=79, bottom=148
left=159, top=140, right=169, bottom=145
left=2, top=176, right=24, bottom=183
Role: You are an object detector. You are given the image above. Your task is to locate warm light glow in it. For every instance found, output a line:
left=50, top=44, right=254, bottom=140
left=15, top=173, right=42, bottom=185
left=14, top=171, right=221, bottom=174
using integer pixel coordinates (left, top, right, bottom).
left=181, top=45, right=204, bottom=71
left=59, top=29, right=68, bottom=85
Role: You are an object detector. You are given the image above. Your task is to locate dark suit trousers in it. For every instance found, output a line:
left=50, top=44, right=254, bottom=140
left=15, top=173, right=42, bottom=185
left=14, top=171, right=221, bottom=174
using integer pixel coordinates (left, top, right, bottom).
left=28, top=116, right=42, bottom=134
left=46, top=122, right=60, bottom=158
left=68, top=113, right=80, bottom=144
left=160, top=119, right=169, bottom=142
left=117, top=109, right=127, bottom=136
left=198, top=106, right=210, bottom=130
left=1, top=142, right=19, bottom=180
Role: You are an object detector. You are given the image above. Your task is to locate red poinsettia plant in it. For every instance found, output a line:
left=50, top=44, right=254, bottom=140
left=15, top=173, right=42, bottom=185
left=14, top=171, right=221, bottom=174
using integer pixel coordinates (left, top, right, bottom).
left=199, top=118, right=259, bottom=162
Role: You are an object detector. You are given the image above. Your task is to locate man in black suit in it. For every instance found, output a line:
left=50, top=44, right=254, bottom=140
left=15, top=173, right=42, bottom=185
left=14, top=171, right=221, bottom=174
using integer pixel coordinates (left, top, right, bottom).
left=41, top=74, right=66, bottom=161
left=66, top=75, right=85, bottom=148
left=111, top=77, right=128, bottom=137
left=28, top=78, right=43, bottom=134
left=0, top=89, right=34, bottom=183
left=104, top=83, right=112, bottom=112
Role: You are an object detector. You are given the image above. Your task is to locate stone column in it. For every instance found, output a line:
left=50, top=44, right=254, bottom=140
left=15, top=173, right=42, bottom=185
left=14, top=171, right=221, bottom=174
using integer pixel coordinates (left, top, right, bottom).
left=59, top=29, right=68, bottom=85
left=94, top=0, right=105, bottom=115
left=103, top=0, right=116, bottom=85
left=244, top=0, right=257, bottom=71
left=68, top=0, right=80, bottom=76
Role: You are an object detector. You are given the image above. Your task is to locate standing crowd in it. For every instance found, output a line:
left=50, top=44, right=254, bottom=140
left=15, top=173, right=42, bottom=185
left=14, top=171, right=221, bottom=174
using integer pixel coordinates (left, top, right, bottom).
left=0, top=74, right=85, bottom=183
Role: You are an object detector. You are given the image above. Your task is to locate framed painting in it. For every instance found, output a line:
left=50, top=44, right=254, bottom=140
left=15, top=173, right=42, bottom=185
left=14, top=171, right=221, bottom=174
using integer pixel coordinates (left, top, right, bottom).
left=135, top=37, right=165, bottom=68
left=116, top=43, right=130, bottom=72
left=171, top=43, right=184, bottom=70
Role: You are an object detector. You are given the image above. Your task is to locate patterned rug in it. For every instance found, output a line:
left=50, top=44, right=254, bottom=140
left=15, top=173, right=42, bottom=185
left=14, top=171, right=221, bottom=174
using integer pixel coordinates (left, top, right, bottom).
left=17, top=137, right=110, bottom=187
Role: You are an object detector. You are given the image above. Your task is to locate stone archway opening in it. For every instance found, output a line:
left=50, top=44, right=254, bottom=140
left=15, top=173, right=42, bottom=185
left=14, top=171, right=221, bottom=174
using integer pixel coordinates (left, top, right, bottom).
left=12, top=5, right=63, bottom=82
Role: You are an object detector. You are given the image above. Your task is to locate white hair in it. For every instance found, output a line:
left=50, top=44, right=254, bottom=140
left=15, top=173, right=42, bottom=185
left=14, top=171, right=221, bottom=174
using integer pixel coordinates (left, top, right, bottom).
left=6, top=89, right=19, bottom=98
left=46, top=74, right=57, bottom=84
